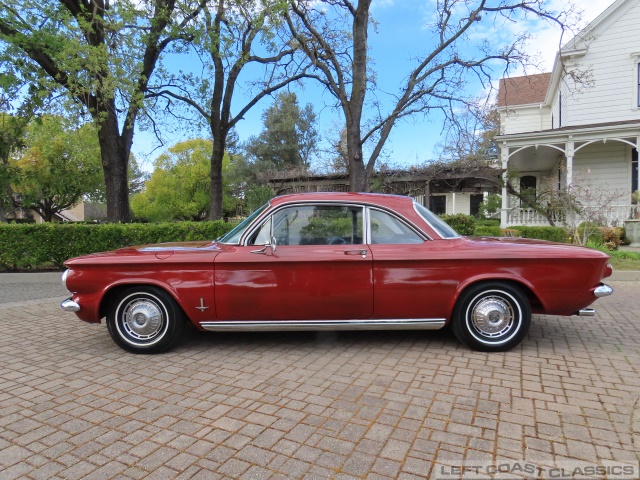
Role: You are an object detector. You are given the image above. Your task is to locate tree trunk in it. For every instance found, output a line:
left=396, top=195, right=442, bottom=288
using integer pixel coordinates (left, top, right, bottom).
left=209, top=132, right=226, bottom=220
left=97, top=112, right=131, bottom=223
left=346, top=120, right=368, bottom=191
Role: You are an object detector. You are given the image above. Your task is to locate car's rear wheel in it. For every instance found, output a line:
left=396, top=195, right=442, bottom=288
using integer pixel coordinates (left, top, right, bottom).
left=452, top=282, right=531, bottom=352
left=106, top=286, right=185, bottom=354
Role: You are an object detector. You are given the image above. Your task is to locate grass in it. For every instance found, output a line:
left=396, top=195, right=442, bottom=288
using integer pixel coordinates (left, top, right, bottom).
left=592, top=246, right=640, bottom=271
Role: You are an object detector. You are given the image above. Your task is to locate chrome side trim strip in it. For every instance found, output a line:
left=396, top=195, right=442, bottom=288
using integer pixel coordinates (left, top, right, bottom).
left=61, top=298, right=80, bottom=312
left=199, top=318, right=446, bottom=332
left=594, top=284, right=613, bottom=298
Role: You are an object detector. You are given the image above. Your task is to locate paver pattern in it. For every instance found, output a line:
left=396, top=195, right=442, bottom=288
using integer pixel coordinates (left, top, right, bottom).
left=0, top=282, right=639, bottom=479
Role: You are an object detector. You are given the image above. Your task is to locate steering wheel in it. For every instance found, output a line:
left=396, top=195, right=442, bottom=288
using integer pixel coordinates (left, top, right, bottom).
left=327, top=236, right=348, bottom=245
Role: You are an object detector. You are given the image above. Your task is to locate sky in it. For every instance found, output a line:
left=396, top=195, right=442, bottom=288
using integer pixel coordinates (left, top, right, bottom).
left=132, top=0, right=618, bottom=172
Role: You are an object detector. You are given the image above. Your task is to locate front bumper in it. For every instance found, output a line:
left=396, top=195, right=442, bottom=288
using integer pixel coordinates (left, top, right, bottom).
left=60, top=298, right=80, bottom=312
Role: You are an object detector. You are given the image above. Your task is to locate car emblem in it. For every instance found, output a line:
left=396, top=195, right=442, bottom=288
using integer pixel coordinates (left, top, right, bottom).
left=196, top=298, right=209, bottom=312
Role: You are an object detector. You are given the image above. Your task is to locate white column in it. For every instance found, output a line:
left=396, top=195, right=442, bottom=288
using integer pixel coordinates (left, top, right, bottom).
left=636, top=136, right=639, bottom=196
left=500, top=142, right=509, bottom=228
left=566, top=137, right=574, bottom=187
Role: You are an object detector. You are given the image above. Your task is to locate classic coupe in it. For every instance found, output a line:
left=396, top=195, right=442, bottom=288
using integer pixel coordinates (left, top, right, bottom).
left=60, top=192, right=613, bottom=353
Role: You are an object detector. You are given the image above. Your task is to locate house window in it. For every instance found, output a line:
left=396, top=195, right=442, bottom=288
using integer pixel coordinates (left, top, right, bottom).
left=520, top=175, right=537, bottom=207
left=470, top=194, right=484, bottom=217
left=429, top=195, right=446, bottom=215
left=633, top=148, right=638, bottom=202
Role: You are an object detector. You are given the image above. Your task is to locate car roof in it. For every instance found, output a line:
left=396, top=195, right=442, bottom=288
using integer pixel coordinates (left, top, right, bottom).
left=269, top=192, right=413, bottom=208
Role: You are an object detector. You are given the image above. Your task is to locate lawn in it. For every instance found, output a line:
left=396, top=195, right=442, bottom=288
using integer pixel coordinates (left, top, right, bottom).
left=599, top=248, right=640, bottom=271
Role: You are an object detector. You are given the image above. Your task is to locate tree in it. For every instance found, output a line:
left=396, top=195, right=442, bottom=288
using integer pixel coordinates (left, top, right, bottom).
left=131, top=139, right=237, bottom=221
left=285, top=0, right=575, bottom=191
left=437, top=101, right=500, bottom=165
left=12, top=116, right=103, bottom=222
left=0, top=113, right=27, bottom=222
left=0, top=0, right=205, bottom=222
left=146, top=0, right=308, bottom=220
left=245, top=92, right=318, bottom=170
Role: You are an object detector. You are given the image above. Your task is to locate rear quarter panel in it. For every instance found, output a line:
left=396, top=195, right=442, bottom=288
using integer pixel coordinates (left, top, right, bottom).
left=371, top=237, right=610, bottom=321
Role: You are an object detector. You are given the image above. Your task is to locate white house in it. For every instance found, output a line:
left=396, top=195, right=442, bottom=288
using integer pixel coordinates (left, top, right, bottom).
left=495, top=0, right=640, bottom=228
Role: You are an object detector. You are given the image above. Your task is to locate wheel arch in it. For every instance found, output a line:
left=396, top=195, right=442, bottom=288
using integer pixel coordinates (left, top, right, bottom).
left=450, top=277, right=544, bottom=322
left=99, top=282, right=187, bottom=320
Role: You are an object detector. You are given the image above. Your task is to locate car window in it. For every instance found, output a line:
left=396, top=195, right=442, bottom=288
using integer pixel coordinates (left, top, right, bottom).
left=218, top=202, right=269, bottom=244
left=271, top=205, right=364, bottom=246
left=413, top=202, right=459, bottom=239
left=250, top=216, right=272, bottom=245
left=369, top=209, right=424, bottom=244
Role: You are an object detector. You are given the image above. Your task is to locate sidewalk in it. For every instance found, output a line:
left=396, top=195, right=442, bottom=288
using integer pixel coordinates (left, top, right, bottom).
left=1, top=281, right=638, bottom=478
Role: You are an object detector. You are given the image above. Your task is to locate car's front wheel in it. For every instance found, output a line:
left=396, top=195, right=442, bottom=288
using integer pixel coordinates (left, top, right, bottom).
left=452, top=282, right=531, bottom=352
left=106, top=286, right=185, bottom=354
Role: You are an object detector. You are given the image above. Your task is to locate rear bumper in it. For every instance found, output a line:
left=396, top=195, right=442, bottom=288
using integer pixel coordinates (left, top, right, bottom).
left=594, top=284, right=613, bottom=298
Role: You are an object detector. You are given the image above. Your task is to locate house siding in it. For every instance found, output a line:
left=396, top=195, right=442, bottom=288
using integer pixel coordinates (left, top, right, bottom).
left=573, top=142, right=630, bottom=202
left=500, top=106, right=552, bottom=135
left=562, top=1, right=640, bottom=126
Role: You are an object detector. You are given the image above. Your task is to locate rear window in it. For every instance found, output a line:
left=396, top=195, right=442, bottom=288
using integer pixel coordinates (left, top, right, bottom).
left=413, top=202, right=459, bottom=239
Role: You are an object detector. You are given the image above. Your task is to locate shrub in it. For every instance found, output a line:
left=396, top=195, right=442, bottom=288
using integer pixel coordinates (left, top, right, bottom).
left=473, top=226, right=502, bottom=236
left=598, top=226, right=623, bottom=251
left=509, top=226, right=567, bottom=243
left=439, top=213, right=476, bottom=235
left=0, top=221, right=234, bottom=271
left=475, top=218, right=500, bottom=227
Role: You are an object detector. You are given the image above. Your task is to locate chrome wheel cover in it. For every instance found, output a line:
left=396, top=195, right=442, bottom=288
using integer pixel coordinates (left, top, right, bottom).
left=471, top=296, right=514, bottom=337
left=121, top=298, right=165, bottom=342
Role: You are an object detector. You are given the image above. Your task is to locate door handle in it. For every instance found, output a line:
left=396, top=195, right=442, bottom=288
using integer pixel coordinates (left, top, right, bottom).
left=344, top=249, right=367, bottom=258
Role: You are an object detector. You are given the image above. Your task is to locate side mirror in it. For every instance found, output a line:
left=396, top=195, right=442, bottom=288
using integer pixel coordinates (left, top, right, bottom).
left=251, top=236, right=277, bottom=255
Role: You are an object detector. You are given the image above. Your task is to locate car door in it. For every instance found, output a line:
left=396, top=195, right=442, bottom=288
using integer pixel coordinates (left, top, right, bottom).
left=214, top=204, right=373, bottom=321
left=366, top=207, right=452, bottom=320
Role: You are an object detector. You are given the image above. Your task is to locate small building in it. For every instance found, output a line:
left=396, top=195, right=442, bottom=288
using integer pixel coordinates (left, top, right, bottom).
left=267, top=166, right=501, bottom=216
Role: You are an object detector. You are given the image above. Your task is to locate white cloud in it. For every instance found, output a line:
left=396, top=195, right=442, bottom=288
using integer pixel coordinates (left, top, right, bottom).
left=521, top=0, right=617, bottom=73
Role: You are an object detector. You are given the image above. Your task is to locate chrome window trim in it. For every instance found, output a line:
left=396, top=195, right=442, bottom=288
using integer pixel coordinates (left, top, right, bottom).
left=366, top=206, right=429, bottom=243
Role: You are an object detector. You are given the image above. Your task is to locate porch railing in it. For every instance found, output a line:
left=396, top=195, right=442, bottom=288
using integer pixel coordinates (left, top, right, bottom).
left=505, top=209, right=565, bottom=227
left=504, top=205, right=639, bottom=227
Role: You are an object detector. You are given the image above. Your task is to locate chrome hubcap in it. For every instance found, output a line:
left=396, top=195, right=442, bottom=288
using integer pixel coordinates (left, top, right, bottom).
left=123, top=299, right=164, bottom=341
left=471, top=296, right=514, bottom=337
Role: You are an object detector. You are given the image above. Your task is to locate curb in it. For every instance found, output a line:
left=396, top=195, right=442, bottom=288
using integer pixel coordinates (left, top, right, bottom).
left=609, top=271, right=640, bottom=282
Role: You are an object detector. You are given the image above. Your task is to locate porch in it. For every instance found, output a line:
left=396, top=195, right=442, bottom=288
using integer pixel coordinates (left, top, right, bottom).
left=496, top=120, right=640, bottom=228
left=505, top=204, right=639, bottom=228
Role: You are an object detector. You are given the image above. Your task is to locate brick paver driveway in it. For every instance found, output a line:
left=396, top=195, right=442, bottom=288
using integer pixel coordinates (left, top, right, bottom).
left=1, top=282, right=639, bottom=479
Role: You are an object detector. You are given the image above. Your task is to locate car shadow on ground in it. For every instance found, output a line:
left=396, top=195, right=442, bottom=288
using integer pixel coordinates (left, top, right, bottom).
left=178, top=324, right=460, bottom=353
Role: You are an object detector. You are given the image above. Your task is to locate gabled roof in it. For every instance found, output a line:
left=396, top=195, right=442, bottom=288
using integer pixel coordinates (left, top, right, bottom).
left=562, top=0, right=634, bottom=52
left=497, top=73, right=552, bottom=107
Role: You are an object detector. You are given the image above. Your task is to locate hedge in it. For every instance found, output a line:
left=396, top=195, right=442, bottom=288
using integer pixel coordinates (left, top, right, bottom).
left=508, top=226, right=568, bottom=243
left=0, top=221, right=234, bottom=270
left=439, top=214, right=476, bottom=235
left=473, top=226, right=503, bottom=237
left=471, top=225, right=568, bottom=242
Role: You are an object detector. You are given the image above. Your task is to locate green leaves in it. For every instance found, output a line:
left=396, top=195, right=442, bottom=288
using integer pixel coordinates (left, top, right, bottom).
left=131, top=139, right=237, bottom=221
left=11, top=115, right=103, bottom=221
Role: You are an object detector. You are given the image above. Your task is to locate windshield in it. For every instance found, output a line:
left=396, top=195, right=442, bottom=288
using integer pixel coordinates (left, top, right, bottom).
left=217, top=202, right=269, bottom=244
left=413, top=202, right=460, bottom=239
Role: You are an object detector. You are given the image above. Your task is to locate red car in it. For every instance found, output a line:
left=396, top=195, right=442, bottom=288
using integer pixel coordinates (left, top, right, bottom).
left=61, top=192, right=613, bottom=353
